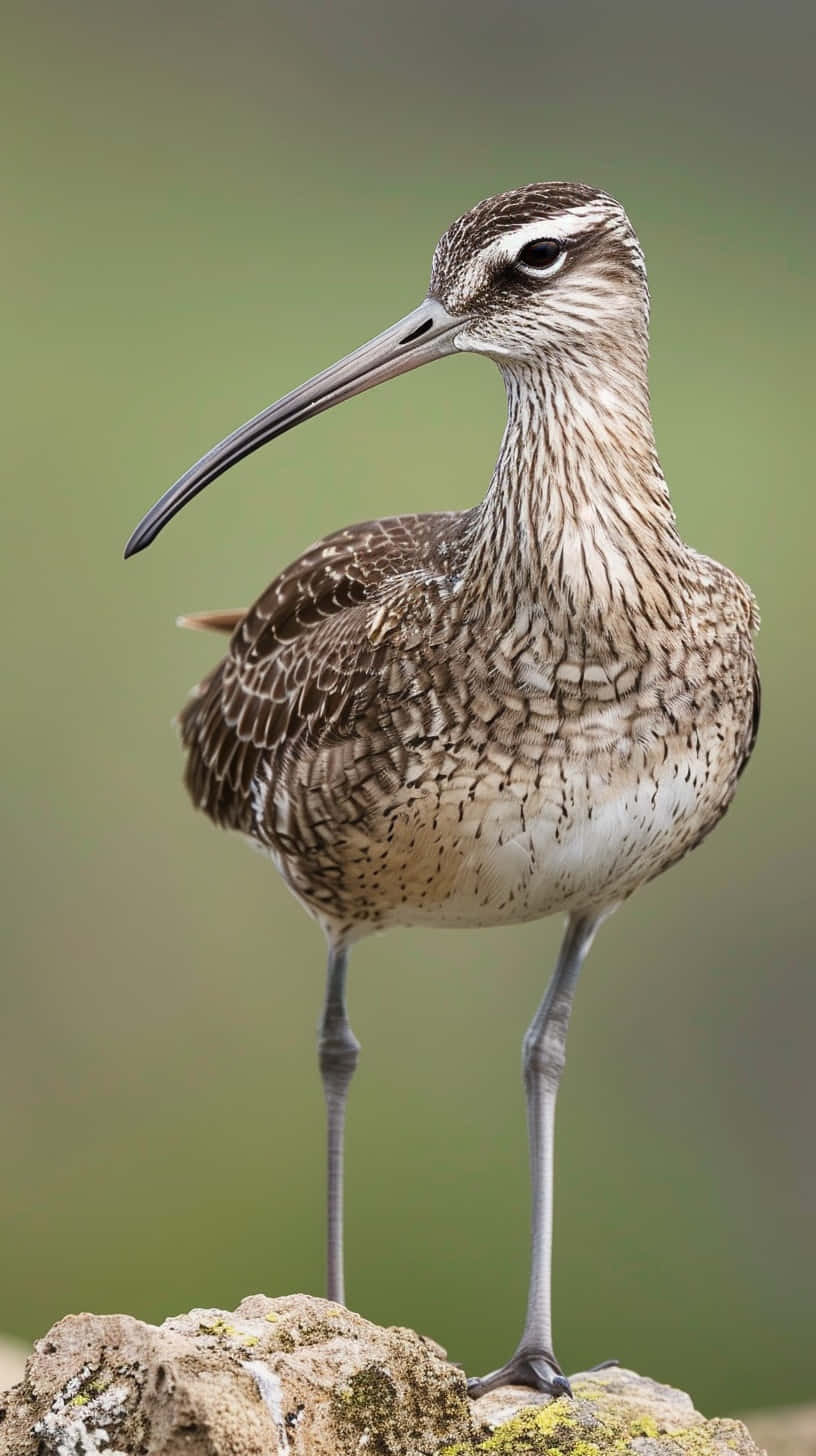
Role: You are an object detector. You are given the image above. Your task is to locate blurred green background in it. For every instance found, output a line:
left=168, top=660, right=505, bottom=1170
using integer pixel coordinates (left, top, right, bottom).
left=2, top=0, right=813, bottom=1418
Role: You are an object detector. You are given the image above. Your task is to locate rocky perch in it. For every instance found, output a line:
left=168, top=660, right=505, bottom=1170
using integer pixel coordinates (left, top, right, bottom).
left=0, top=1294, right=764, bottom=1456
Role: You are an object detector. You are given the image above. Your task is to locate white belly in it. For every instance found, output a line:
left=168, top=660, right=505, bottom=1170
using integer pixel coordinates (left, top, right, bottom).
left=386, top=743, right=721, bottom=930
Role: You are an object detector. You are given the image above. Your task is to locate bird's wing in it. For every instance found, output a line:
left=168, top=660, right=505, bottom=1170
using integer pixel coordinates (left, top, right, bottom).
left=179, top=511, right=469, bottom=830
left=737, top=658, right=761, bottom=779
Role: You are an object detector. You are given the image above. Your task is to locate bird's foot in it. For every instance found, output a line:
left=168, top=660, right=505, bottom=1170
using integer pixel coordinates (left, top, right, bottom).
left=467, top=1354, right=619, bottom=1400
left=467, top=1350, right=571, bottom=1400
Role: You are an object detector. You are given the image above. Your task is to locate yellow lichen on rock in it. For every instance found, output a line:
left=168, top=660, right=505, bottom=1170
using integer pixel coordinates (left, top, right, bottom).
left=455, top=1367, right=761, bottom=1456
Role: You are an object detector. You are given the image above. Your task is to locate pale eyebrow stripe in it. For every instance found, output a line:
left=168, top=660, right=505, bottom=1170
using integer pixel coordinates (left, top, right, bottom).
left=456, top=204, right=614, bottom=298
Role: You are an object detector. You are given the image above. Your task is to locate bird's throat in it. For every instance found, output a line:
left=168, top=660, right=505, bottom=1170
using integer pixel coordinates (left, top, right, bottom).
left=468, top=358, right=682, bottom=623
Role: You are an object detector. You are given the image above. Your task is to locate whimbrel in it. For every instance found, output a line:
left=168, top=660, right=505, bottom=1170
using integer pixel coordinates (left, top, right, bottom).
left=125, top=183, right=760, bottom=1396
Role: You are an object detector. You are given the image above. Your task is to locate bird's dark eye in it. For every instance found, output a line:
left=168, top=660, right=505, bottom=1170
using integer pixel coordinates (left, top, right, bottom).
left=516, top=238, right=563, bottom=272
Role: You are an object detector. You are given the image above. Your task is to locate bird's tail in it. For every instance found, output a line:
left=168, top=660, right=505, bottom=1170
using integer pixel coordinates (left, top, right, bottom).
left=176, top=608, right=247, bottom=634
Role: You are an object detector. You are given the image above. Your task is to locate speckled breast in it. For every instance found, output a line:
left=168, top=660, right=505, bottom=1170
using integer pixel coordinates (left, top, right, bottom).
left=266, top=620, right=756, bottom=938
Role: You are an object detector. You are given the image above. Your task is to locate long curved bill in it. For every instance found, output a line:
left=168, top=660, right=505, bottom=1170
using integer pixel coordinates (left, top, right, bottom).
left=124, top=297, right=464, bottom=558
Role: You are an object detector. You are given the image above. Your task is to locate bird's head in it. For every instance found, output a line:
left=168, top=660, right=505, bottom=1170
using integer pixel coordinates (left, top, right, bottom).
left=125, top=182, right=649, bottom=557
left=430, top=182, right=648, bottom=366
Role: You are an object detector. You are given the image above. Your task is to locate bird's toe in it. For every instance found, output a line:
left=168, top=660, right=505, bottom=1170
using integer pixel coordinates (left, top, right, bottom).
left=467, top=1351, right=571, bottom=1399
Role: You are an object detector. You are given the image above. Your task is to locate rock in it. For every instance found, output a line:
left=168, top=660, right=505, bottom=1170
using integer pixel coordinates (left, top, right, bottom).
left=0, top=1294, right=471, bottom=1455
left=0, top=1294, right=765, bottom=1456
left=456, top=1365, right=765, bottom=1455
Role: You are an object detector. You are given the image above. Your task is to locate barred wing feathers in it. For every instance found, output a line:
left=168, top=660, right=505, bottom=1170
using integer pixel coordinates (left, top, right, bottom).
left=179, top=511, right=467, bottom=834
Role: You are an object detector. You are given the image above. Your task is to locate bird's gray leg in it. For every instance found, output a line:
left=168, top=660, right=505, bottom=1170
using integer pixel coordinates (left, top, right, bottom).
left=318, top=944, right=360, bottom=1306
left=468, top=910, right=607, bottom=1399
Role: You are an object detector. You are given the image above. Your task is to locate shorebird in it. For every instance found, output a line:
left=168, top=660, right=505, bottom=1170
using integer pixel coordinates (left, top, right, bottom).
left=125, top=182, right=760, bottom=1397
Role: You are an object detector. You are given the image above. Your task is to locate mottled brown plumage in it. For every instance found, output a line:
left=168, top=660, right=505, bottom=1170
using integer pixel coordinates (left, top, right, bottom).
left=128, top=181, right=759, bottom=1396
left=180, top=502, right=757, bottom=946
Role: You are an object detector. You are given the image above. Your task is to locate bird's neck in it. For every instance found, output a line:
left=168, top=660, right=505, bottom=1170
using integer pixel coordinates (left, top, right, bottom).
left=467, top=352, right=684, bottom=624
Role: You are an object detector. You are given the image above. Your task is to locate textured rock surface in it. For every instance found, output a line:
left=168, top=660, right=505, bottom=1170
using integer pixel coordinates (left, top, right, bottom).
left=0, top=1295, right=471, bottom=1455
left=458, top=1365, right=764, bottom=1455
left=0, top=1294, right=766, bottom=1456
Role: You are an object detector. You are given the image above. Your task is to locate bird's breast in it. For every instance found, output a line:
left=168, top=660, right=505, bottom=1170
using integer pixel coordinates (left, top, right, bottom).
left=264, top=680, right=749, bottom=937
left=241, top=592, right=757, bottom=939
left=362, top=727, right=734, bottom=930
